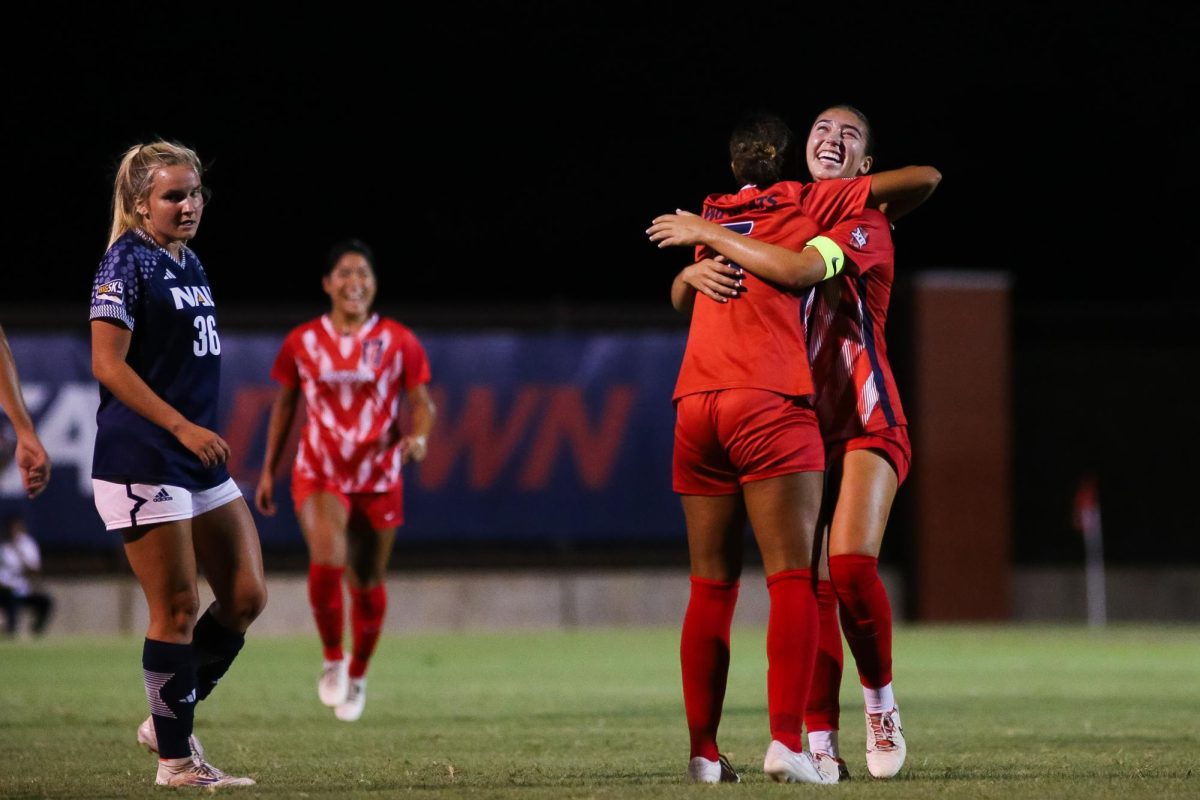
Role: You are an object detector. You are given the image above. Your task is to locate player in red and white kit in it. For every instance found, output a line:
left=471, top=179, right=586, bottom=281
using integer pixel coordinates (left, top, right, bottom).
left=255, top=239, right=436, bottom=722
left=652, top=105, right=940, bottom=781
left=648, top=112, right=940, bottom=785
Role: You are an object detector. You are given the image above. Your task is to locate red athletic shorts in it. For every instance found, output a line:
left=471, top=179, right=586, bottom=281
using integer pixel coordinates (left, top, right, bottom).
left=291, top=474, right=405, bottom=530
left=826, top=425, right=912, bottom=486
left=673, top=389, right=825, bottom=495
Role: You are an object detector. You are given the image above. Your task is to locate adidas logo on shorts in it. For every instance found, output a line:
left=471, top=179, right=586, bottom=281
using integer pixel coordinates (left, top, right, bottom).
left=152, top=488, right=174, bottom=503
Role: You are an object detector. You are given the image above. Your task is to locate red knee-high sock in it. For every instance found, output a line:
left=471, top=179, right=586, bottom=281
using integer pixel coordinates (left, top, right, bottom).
left=680, top=576, right=739, bottom=761
left=348, top=584, right=387, bottom=679
left=308, top=563, right=345, bottom=662
left=830, top=554, right=893, bottom=689
left=765, top=569, right=818, bottom=752
left=805, top=579, right=843, bottom=733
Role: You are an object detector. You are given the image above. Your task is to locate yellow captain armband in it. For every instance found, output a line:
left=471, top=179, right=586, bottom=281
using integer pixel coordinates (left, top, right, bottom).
left=806, top=236, right=845, bottom=281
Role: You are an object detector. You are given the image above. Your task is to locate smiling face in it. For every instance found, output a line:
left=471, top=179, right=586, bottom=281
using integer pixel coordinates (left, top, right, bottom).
left=323, top=251, right=377, bottom=319
left=806, top=107, right=873, bottom=181
left=137, top=165, right=205, bottom=246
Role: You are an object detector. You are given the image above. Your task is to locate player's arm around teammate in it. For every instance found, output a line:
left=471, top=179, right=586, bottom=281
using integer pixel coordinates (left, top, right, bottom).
left=660, top=105, right=939, bottom=780
left=651, top=164, right=940, bottom=301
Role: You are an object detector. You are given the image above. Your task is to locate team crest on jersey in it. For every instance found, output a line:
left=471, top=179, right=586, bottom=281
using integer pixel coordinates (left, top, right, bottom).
left=851, top=226, right=869, bottom=248
left=362, top=339, right=384, bottom=369
left=96, top=280, right=125, bottom=304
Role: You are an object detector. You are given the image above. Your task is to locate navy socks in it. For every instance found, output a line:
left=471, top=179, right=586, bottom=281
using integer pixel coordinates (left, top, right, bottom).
left=142, top=639, right=197, bottom=759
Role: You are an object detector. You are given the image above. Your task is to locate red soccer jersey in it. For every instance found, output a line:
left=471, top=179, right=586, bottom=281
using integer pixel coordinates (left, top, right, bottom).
left=804, top=209, right=907, bottom=442
left=270, top=314, right=432, bottom=493
left=673, top=177, right=873, bottom=400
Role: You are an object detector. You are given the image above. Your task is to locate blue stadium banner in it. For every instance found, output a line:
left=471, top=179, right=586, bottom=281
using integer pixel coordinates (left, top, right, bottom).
left=0, top=332, right=688, bottom=551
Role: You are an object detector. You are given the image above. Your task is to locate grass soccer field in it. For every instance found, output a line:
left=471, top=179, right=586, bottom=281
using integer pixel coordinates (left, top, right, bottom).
left=1, top=625, right=1197, bottom=798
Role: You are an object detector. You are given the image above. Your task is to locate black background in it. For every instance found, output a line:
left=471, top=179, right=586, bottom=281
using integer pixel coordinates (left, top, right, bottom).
left=4, top=2, right=1198, bottom=570
left=6, top=2, right=1197, bottom=311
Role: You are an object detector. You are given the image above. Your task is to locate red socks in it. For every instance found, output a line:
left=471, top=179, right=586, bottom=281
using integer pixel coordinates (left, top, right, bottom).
left=309, top=564, right=388, bottom=679
left=805, top=579, right=843, bottom=733
left=830, top=554, right=893, bottom=688
left=348, top=584, right=387, bottom=679
left=308, top=563, right=345, bottom=662
left=680, top=576, right=739, bottom=760
left=765, top=569, right=818, bottom=752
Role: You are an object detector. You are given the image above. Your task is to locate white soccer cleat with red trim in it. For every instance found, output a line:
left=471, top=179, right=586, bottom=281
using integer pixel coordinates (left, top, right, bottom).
left=763, top=740, right=835, bottom=784
left=318, top=658, right=349, bottom=707
left=865, top=707, right=906, bottom=778
left=335, top=677, right=366, bottom=721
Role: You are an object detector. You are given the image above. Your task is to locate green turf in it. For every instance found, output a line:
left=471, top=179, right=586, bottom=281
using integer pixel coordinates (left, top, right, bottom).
left=2, top=625, right=1197, bottom=798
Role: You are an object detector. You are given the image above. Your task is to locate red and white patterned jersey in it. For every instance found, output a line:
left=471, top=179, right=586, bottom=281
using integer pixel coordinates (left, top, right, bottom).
left=270, top=314, right=431, bottom=493
left=804, top=209, right=907, bottom=442
left=673, top=176, right=873, bottom=401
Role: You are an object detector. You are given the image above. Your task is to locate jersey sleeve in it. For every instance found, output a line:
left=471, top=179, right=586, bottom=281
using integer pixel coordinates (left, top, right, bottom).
left=89, top=243, right=144, bottom=330
left=800, top=176, right=872, bottom=230
left=401, top=332, right=432, bottom=391
left=823, top=211, right=893, bottom=277
left=269, top=330, right=301, bottom=389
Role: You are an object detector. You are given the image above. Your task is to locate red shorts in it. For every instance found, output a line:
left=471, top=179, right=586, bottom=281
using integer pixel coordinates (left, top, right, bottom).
left=291, top=474, right=405, bottom=530
left=826, top=425, right=912, bottom=486
left=673, top=389, right=825, bottom=495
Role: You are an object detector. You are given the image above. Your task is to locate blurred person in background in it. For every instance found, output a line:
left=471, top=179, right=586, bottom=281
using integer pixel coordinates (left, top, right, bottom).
left=255, top=238, right=436, bottom=722
left=89, top=141, right=265, bottom=788
left=650, top=104, right=939, bottom=780
left=0, top=323, right=51, bottom=498
left=0, top=514, right=54, bottom=636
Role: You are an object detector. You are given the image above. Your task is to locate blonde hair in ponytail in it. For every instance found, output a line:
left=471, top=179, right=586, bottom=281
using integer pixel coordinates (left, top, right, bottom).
left=107, top=141, right=203, bottom=248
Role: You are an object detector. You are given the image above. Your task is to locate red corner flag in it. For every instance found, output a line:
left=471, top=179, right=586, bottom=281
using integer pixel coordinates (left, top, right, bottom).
left=1072, top=475, right=1101, bottom=540
left=1072, top=474, right=1107, bottom=626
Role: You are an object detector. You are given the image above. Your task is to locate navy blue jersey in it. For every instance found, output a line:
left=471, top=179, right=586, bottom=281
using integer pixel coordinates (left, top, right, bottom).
left=89, top=229, right=229, bottom=489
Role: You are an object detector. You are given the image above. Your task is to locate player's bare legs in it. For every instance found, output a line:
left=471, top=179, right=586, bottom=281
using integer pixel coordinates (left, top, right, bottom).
left=827, top=448, right=904, bottom=778
left=123, top=521, right=199, bottom=645
left=679, top=493, right=745, bottom=783
left=682, top=494, right=746, bottom=582
left=300, top=492, right=350, bottom=566
left=827, top=450, right=896, bottom=560
left=345, top=524, right=396, bottom=591
left=192, top=497, right=267, bottom=633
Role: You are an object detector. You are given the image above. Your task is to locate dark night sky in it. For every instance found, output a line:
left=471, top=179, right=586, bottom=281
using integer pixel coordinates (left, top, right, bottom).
left=6, top=2, right=1198, bottom=316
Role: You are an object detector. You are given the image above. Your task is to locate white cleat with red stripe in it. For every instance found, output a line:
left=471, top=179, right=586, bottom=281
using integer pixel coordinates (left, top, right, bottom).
left=865, top=707, right=906, bottom=778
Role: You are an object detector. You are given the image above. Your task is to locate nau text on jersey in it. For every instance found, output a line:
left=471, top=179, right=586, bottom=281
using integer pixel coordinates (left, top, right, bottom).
left=170, top=286, right=215, bottom=310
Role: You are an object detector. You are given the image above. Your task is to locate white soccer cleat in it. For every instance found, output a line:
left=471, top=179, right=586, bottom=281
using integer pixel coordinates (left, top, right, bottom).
left=812, top=751, right=849, bottom=782
left=763, top=740, right=835, bottom=784
left=865, top=707, right=906, bottom=778
left=318, top=658, right=349, bottom=707
left=687, top=753, right=741, bottom=783
left=335, top=677, right=366, bottom=721
left=137, top=715, right=205, bottom=761
left=155, top=755, right=256, bottom=787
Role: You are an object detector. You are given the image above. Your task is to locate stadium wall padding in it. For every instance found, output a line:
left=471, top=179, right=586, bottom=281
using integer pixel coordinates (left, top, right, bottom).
left=0, top=332, right=688, bottom=551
